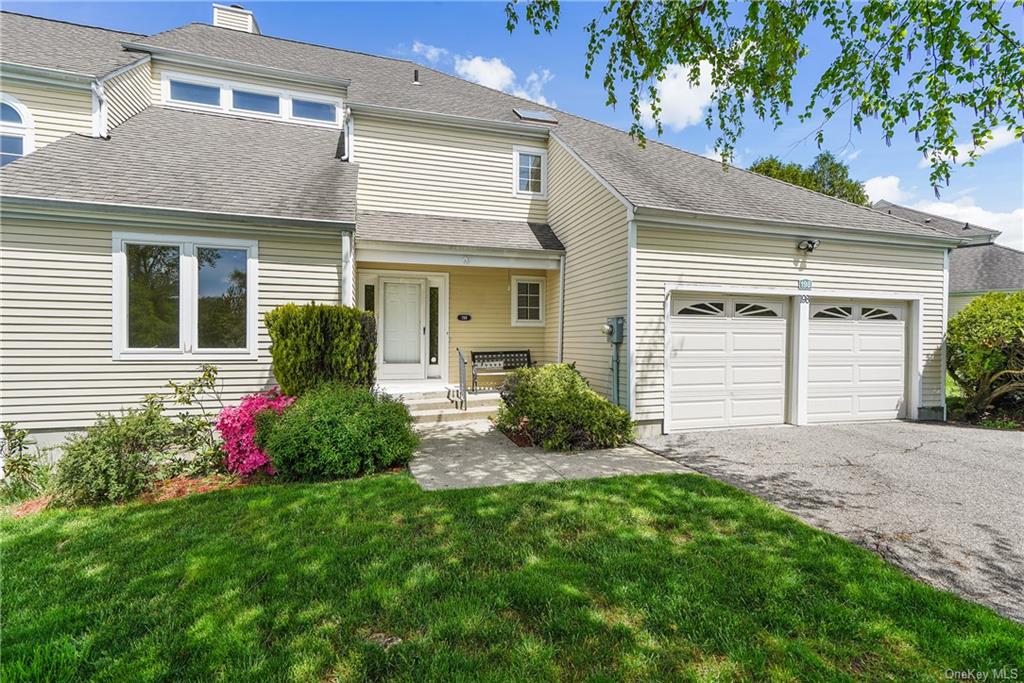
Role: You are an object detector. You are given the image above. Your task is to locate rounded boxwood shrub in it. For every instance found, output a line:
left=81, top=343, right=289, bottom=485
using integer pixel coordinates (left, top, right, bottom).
left=495, top=363, right=634, bottom=451
left=255, top=383, right=418, bottom=480
left=947, top=291, right=1024, bottom=416
left=264, top=303, right=377, bottom=396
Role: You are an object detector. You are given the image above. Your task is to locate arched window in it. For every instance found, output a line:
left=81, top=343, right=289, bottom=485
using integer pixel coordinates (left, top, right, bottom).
left=0, top=94, right=35, bottom=167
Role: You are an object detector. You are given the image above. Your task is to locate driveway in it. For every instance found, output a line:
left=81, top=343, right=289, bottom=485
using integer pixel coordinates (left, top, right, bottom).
left=639, top=422, right=1024, bottom=622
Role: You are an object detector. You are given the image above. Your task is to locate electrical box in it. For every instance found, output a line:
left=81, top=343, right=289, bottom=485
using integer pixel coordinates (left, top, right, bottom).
left=604, top=316, right=625, bottom=344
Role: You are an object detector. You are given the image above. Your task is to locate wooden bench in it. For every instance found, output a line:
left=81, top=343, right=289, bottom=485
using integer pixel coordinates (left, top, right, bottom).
left=470, top=350, right=533, bottom=392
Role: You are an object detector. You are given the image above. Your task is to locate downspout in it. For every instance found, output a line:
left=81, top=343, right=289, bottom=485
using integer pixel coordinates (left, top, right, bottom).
left=557, top=254, right=565, bottom=362
left=340, top=105, right=353, bottom=161
left=90, top=80, right=108, bottom=138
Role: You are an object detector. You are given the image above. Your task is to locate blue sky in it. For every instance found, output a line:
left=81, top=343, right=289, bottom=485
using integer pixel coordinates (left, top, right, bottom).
left=9, top=1, right=1022, bottom=247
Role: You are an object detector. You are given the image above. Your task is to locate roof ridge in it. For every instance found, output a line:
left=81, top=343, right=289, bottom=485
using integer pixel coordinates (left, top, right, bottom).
left=0, top=10, right=143, bottom=37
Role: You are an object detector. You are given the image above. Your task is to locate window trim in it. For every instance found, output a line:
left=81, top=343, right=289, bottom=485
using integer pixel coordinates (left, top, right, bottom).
left=511, top=275, right=545, bottom=327
left=112, top=232, right=259, bottom=361
left=512, top=145, right=548, bottom=199
left=160, top=70, right=342, bottom=128
left=0, top=93, right=36, bottom=163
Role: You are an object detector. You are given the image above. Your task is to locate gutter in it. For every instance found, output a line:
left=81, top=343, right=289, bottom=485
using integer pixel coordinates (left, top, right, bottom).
left=0, top=62, right=94, bottom=89
left=121, top=41, right=351, bottom=91
left=0, top=195, right=356, bottom=232
left=348, top=101, right=550, bottom=139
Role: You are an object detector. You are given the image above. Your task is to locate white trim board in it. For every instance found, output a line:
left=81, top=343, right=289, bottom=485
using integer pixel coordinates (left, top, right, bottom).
left=356, top=241, right=562, bottom=270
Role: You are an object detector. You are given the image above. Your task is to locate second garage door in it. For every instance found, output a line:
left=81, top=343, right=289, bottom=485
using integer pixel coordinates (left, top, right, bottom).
left=807, top=301, right=907, bottom=422
left=668, top=296, right=788, bottom=430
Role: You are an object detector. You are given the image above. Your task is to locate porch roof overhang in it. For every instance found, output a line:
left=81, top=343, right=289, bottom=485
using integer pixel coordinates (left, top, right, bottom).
left=355, top=239, right=563, bottom=270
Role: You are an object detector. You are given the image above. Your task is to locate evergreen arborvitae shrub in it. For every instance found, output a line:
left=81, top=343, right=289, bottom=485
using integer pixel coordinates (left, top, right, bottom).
left=264, top=303, right=377, bottom=395
left=495, top=363, right=634, bottom=451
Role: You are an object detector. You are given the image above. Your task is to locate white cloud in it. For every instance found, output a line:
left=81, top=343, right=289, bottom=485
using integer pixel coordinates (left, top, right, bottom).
left=918, top=125, right=1020, bottom=168
left=701, top=146, right=723, bottom=162
left=639, top=62, right=714, bottom=133
left=911, top=198, right=1024, bottom=251
left=845, top=149, right=861, bottom=161
left=864, top=175, right=912, bottom=203
left=453, top=55, right=555, bottom=106
left=411, top=41, right=449, bottom=65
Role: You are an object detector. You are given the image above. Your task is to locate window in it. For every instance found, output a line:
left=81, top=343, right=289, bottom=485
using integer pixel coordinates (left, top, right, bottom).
left=861, top=306, right=899, bottom=320
left=232, top=89, right=279, bottom=115
left=812, top=305, right=853, bottom=320
left=735, top=302, right=780, bottom=317
left=363, top=284, right=375, bottom=312
left=113, top=233, right=257, bottom=360
left=676, top=301, right=725, bottom=316
left=160, top=71, right=343, bottom=127
left=0, top=95, right=33, bottom=166
left=169, top=80, right=221, bottom=106
left=293, top=98, right=336, bottom=122
left=512, top=277, right=544, bottom=326
left=513, top=146, right=547, bottom=197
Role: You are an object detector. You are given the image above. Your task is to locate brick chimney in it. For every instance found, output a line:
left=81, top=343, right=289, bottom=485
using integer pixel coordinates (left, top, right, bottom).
left=212, top=4, right=260, bottom=34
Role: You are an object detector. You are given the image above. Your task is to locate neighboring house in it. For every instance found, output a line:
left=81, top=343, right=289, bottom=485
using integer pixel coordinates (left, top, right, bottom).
left=874, top=200, right=1024, bottom=316
left=0, top=6, right=962, bottom=445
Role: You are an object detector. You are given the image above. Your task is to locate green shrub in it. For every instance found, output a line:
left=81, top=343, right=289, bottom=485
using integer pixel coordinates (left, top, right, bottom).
left=52, top=396, right=177, bottom=506
left=947, top=291, right=1024, bottom=416
left=256, top=383, right=418, bottom=480
left=1, top=423, right=53, bottom=503
left=495, top=363, right=634, bottom=451
left=264, top=303, right=377, bottom=395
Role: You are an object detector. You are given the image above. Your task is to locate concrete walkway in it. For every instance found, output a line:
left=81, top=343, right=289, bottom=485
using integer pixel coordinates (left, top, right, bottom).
left=411, top=420, right=687, bottom=491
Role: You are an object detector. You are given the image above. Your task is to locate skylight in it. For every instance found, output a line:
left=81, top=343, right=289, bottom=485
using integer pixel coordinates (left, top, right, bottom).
left=513, top=108, right=557, bottom=124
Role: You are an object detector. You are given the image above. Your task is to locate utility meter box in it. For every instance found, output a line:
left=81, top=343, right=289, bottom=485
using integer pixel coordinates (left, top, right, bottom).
left=604, top=316, right=625, bottom=344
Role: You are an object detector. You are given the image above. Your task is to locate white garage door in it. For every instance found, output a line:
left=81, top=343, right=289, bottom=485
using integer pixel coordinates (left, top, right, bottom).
left=668, top=297, right=788, bottom=430
left=808, top=302, right=906, bottom=423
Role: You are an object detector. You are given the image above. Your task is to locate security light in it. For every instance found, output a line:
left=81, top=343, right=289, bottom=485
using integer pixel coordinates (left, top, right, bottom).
left=797, top=239, right=821, bottom=252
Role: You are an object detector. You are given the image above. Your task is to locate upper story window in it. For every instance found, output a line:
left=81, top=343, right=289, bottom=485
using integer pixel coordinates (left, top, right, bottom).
left=0, top=94, right=35, bottom=167
left=160, top=70, right=342, bottom=128
left=513, top=145, right=548, bottom=198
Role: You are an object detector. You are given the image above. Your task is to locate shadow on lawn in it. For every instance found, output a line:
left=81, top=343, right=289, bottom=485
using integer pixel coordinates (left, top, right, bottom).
left=3, top=474, right=1023, bottom=681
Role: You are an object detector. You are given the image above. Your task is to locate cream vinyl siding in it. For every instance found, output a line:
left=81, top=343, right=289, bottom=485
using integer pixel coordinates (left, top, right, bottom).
left=0, top=214, right=344, bottom=432
left=104, top=61, right=153, bottom=129
left=357, top=262, right=556, bottom=387
left=634, top=226, right=947, bottom=423
left=0, top=80, right=91, bottom=147
left=149, top=59, right=345, bottom=104
left=546, top=141, right=628, bottom=402
left=353, top=115, right=548, bottom=222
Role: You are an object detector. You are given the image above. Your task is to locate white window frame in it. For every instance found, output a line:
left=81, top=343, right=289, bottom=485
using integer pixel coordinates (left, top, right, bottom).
left=512, top=145, right=548, bottom=199
left=511, top=276, right=545, bottom=327
left=112, top=232, right=259, bottom=361
left=0, top=93, right=36, bottom=162
left=160, top=70, right=342, bottom=128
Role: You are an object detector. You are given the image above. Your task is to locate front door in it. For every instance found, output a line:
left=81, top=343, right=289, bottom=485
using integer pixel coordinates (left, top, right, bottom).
left=379, top=278, right=426, bottom=379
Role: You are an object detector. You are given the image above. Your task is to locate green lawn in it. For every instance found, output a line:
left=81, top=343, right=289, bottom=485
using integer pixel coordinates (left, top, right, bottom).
left=3, top=474, right=1022, bottom=681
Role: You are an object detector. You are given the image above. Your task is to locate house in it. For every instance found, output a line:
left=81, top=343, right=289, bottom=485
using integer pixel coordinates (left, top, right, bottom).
left=0, top=6, right=963, bottom=446
left=873, top=200, right=1024, bottom=316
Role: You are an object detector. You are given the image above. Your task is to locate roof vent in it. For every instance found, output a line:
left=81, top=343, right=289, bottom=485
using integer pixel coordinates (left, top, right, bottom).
left=513, top=108, right=557, bottom=124
left=413, top=69, right=421, bottom=86
left=213, top=3, right=260, bottom=34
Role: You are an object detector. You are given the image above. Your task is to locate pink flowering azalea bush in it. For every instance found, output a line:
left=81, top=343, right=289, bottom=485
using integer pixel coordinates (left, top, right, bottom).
left=216, top=388, right=294, bottom=476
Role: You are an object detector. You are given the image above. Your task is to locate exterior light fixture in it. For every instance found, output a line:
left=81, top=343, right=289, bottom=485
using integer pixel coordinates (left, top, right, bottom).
left=797, top=239, right=821, bottom=252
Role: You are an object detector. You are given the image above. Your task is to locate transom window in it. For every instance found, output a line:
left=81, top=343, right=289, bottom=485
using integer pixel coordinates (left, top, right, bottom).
left=113, top=233, right=257, bottom=360
left=513, top=146, right=547, bottom=197
left=0, top=94, right=34, bottom=166
left=512, top=277, right=545, bottom=326
left=161, top=71, right=341, bottom=128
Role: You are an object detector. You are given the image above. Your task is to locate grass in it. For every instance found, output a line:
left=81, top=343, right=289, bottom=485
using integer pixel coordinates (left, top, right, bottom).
left=3, top=474, right=1022, bottom=681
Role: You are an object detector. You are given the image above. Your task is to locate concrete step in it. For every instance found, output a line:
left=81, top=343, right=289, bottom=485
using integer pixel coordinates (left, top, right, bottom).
left=403, top=391, right=500, bottom=412
left=411, top=404, right=498, bottom=424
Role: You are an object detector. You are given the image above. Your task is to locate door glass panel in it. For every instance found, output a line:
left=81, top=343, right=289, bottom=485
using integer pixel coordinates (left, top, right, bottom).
left=363, top=283, right=375, bottom=312
left=383, top=282, right=421, bottom=364
left=429, top=286, right=439, bottom=365
left=126, top=243, right=180, bottom=348
left=197, top=247, right=248, bottom=349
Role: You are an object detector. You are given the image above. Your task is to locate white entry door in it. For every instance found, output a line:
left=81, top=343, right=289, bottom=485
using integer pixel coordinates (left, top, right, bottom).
left=379, top=278, right=425, bottom=379
left=807, top=301, right=906, bottom=422
left=667, top=297, right=789, bottom=430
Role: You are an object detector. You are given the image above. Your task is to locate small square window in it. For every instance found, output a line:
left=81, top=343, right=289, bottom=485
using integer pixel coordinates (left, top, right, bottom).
left=0, top=134, right=24, bottom=167
left=512, top=278, right=544, bottom=326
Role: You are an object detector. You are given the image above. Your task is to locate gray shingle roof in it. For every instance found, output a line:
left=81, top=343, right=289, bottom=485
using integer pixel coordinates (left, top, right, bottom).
left=950, top=243, right=1024, bottom=292
left=357, top=211, right=563, bottom=252
left=0, top=106, right=357, bottom=225
left=137, top=22, right=952, bottom=240
left=873, top=200, right=1001, bottom=241
left=0, top=11, right=145, bottom=77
